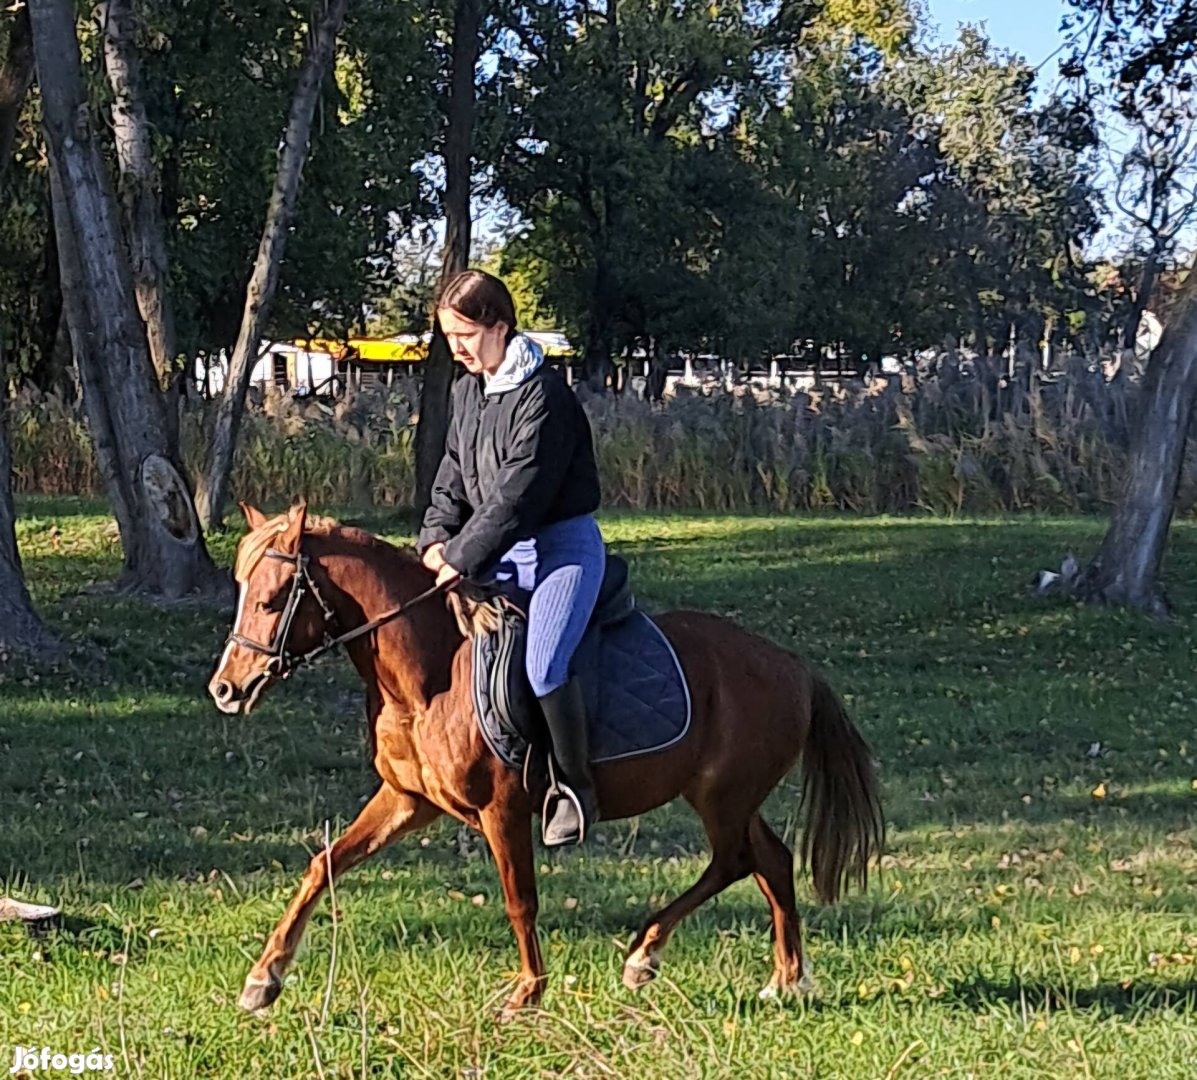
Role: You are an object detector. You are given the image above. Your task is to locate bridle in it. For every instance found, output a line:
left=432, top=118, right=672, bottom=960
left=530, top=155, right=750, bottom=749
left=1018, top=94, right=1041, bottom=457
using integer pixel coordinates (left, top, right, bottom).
left=226, top=546, right=454, bottom=680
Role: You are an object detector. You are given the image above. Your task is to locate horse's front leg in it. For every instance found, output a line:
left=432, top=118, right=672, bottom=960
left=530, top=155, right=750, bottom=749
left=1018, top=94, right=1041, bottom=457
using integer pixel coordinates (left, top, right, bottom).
left=239, top=784, right=441, bottom=1011
left=479, top=796, right=545, bottom=1020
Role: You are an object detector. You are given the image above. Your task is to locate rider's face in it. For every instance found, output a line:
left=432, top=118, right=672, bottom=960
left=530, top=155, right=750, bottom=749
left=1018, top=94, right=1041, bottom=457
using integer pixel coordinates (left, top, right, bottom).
left=438, top=307, right=508, bottom=376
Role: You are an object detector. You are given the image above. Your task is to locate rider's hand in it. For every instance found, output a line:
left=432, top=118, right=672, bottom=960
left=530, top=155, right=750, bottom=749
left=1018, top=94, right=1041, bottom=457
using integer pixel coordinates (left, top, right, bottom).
left=421, top=542, right=446, bottom=574
left=435, top=562, right=460, bottom=588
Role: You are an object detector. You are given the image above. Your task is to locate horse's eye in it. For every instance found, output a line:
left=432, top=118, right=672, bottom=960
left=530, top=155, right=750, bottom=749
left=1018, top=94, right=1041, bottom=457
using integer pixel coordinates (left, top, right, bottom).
left=257, top=591, right=287, bottom=614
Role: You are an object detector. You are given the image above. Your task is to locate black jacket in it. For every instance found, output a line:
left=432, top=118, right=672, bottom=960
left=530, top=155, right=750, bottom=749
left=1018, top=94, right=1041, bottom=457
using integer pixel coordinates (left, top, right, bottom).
left=417, top=364, right=601, bottom=578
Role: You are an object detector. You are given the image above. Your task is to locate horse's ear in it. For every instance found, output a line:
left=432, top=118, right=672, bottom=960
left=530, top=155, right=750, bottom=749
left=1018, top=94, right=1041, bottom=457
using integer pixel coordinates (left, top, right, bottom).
left=240, top=502, right=268, bottom=530
left=282, top=498, right=307, bottom=547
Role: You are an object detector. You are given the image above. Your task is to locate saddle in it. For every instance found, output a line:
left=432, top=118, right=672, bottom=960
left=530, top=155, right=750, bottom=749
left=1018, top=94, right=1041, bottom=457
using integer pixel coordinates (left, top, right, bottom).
left=458, top=549, right=694, bottom=830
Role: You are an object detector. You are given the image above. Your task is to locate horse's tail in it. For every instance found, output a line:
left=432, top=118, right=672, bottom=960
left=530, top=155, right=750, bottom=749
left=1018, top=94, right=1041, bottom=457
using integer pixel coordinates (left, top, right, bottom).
left=798, top=672, right=885, bottom=904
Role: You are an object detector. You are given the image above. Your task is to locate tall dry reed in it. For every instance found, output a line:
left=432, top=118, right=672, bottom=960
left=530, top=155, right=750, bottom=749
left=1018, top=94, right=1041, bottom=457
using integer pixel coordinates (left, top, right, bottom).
left=6, top=352, right=1165, bottom=516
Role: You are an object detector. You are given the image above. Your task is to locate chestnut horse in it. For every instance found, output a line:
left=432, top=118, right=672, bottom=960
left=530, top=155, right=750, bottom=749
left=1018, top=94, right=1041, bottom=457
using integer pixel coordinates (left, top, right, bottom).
left=209, top=502, right=883, bottom=1016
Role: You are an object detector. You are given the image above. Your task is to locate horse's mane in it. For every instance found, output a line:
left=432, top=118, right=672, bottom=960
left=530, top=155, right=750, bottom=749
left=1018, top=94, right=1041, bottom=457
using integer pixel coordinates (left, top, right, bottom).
left=234, top=510, right=420, bottom=583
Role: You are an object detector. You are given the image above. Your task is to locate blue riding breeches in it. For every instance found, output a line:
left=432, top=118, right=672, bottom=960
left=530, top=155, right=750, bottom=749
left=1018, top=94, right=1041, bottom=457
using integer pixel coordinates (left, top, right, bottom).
left=481, top=514, right=606, bottom=697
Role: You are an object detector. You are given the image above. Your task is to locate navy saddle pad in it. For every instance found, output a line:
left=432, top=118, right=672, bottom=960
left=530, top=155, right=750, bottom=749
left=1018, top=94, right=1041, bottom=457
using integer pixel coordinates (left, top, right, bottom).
left=470, top=554, right=692, bottom=770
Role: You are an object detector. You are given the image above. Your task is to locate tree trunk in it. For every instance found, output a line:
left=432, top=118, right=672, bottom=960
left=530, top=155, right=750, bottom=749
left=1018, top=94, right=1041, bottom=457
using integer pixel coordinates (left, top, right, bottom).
left=0, top=50, right=54, bottom=651
left=584, top=301, right=614, bottom=391
left=97, top=0, right=179, bottom=418
left=0, top=1, right=33, bottom=196
left=0, top=339, right=59, bottom=660
left=33, top=0, right=219, bottom=598
left=196, top=0, right=351, bottom=532
left=29, top=215, right=66, bottom=394
left=1121, top=249, right=1162, bottom=352
left=414, top=0, right=483, bottom=520
left=1078, top=258, right=1197, bottom=616
left=581, top=252, right=617, bottom=390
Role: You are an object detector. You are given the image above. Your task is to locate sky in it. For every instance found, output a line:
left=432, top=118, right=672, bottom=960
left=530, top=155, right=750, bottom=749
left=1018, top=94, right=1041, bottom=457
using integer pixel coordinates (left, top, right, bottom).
left=922, top=0, right=1074, bottom=77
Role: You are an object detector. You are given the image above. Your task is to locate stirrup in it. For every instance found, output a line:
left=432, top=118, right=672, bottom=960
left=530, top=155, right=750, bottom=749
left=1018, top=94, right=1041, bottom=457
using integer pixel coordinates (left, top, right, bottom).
left=541, top=755, right=595, bottom=846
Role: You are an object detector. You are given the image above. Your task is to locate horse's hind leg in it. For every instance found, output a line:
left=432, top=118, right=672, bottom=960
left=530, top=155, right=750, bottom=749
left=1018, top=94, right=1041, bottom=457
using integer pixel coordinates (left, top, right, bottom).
left=239, top=785, right=441, bottom=1012
left=622, top=813, right=754, bottom=990
left=749, top=814, right=814, bottom=999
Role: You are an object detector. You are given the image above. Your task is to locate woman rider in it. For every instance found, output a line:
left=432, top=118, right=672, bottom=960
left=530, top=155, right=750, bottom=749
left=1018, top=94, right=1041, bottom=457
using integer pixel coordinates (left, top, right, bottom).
left=417, top=269, right=605, bottom=846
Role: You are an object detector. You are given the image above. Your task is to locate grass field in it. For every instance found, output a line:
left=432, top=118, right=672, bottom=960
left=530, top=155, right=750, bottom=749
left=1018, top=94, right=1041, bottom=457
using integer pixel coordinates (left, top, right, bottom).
left=1, top=498, right=1195, bottom=1079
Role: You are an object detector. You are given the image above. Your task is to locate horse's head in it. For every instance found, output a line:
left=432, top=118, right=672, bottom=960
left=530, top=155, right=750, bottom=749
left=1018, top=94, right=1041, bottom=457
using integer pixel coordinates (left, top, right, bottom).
left=208, top=500, right=333, bottom=715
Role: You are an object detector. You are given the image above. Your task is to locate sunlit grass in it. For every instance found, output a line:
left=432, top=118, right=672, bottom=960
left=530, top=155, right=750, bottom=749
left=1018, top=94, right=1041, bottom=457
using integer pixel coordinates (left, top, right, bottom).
left=1, top=500, right=1194, bottom=1078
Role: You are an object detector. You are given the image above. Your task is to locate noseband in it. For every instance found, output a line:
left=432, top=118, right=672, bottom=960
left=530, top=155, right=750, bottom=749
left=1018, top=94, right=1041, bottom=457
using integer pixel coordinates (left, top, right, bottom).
left=226, top=546, right=453, bottom=680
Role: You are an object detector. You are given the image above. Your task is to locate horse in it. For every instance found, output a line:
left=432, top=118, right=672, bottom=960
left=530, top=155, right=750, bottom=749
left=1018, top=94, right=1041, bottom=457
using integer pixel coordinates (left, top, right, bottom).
left=208, top=501, right=884, bottom=1017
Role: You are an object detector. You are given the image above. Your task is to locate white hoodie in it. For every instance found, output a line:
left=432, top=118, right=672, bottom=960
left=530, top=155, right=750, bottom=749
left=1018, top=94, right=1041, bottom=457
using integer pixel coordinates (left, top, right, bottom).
left=483, top=333, right=545, bottom=396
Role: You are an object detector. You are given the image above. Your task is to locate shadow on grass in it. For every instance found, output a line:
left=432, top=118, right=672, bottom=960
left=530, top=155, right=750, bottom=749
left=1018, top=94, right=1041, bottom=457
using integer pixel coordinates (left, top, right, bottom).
left=941, top=975, right=1197, bottom=1017
left=724, top=975, right=1197, bottom=1021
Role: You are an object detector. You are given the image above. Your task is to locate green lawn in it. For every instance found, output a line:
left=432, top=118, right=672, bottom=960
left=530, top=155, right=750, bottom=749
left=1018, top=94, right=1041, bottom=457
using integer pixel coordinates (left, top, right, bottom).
left=1, top=499, right=1194, bottom=1079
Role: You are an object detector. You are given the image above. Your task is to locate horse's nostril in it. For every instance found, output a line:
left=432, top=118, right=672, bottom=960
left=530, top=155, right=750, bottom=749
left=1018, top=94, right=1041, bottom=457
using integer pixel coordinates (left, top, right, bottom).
left=215, top=680, right=233, bottom=701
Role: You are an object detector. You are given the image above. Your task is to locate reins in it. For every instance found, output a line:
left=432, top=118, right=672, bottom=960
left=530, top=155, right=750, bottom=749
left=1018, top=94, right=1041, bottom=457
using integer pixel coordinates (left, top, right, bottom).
left=227, top=545, right=457, bottom=679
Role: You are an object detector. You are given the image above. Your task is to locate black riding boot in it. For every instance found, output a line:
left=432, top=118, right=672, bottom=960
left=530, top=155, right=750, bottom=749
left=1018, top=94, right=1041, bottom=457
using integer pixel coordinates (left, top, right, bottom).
left=538, top=678, right=599, bottom=846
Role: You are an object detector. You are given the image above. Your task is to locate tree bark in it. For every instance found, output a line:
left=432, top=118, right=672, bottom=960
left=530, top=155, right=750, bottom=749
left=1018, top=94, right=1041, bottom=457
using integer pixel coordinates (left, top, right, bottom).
left=1079, top=257, right=1197, bottom=616
left=414, top=0, right=483, bottom=520
left=0, top=15, right=55, bottom=655
left=1121, top=249, right=1161, bottom=352
left=0, top=1, right=33, bottom=196
left=0, top=339, right=59, bottom=660
left=97, top=0, right=179, bottom=416
left=196, top=0, right=351, bottom=532
left=584, top=257, right=615, bottom=389
left=32, top=0, right=219, bottom=598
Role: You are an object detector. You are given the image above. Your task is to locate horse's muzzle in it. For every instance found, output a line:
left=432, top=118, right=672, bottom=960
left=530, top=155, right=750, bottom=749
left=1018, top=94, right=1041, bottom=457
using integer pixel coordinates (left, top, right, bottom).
left=208, top=670, right=269, bottom=715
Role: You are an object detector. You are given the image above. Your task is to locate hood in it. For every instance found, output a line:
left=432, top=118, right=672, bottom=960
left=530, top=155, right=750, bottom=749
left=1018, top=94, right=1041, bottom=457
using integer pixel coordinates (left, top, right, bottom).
left=483, top=333, right=545, bottom=396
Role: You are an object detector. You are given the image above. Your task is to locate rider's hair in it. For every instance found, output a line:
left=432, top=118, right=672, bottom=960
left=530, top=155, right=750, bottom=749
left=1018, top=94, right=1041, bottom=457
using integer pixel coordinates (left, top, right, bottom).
left=437, top=269, right=518, bottom=343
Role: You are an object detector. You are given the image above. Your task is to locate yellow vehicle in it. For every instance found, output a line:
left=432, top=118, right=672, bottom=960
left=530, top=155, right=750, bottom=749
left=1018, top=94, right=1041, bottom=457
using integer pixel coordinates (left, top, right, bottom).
left=245, top=331, right=577, bottom=396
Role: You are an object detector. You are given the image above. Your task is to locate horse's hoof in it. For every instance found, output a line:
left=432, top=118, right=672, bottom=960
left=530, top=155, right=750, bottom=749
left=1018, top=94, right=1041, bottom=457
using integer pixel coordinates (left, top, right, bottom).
left=496, top=976, right=544, bottom=1023
left=496, top=1001, right=522, bottom=1025
left=497, top=995, right=540, bottom=1024
left=238, top=973, right=282, bottom=1012
left=758, top=979, right=815, bottom=1002
left=622, top=952, right=659, bottom=991
left=759, top=959, right=817, bottom=1001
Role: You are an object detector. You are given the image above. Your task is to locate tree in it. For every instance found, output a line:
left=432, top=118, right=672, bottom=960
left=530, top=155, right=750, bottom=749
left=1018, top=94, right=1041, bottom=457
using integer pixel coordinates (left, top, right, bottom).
left=492, top=6, right=1101, bottom=373
left=31, top=0, right=220, bottom=597
left=0, top=2, right=63, bottom=397
left=492, top=0, right=812, bottom=385
left=0, top=2, right=56, bottom=658
left=126, top=0, right=439, bottom=360
left=98, top=0, right=178, bottom=396
left=1074, top=263, right=1197, bottom=614
left=1107, top=79, right=1197, bottom=350
left=884, top=29, right=1101, bottom=353
left=0, top=343, right=56, bottom=659
left=414, top=0, right=485, bottom=520
left=196, top=0, right=352, bottom=532
left=0, top=1, right=32, bottom=184
left=1060, top=0, right=1197, bottom=612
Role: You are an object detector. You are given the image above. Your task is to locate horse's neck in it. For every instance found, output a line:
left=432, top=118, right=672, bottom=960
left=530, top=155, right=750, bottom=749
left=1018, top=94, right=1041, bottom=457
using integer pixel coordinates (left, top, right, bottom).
left=311, top=532, right=459, bottom=713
